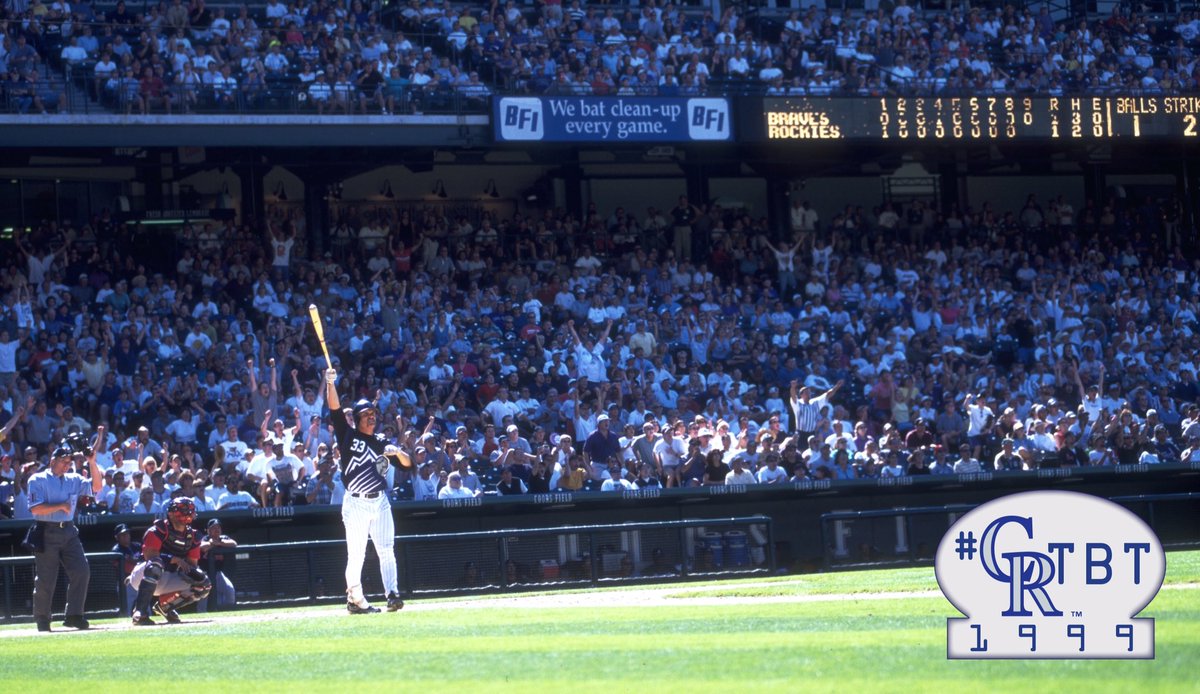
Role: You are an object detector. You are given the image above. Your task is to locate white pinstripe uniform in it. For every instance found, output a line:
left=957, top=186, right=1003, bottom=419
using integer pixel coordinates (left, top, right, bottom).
left=331, top=411, right=398, bottom=605
left=791, top=392, right=831, bottom=435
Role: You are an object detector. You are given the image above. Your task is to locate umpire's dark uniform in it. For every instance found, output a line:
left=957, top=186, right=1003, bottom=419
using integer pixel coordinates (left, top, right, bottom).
left=27, top=445, right=103, bottom=632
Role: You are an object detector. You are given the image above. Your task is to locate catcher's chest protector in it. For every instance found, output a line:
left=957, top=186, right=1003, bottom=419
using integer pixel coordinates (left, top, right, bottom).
left=150, top=520, right=197, bottom=559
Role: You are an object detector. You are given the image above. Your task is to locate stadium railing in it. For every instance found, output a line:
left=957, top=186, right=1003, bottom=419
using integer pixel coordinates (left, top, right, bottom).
left=36, top=67, right=492, bottom=116
left=0, top=516, right=773, bottom=623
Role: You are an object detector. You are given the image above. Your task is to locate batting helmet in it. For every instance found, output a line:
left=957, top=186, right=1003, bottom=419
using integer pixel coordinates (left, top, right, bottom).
left=166, top=497, right=197, bottom=526
left=352, top=399, right=377, bottom=420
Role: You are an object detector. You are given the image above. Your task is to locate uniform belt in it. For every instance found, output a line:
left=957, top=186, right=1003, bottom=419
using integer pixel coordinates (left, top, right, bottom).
left=37, top=520, right=73, bottom=528
left=350, top=491, right=381, bottom=499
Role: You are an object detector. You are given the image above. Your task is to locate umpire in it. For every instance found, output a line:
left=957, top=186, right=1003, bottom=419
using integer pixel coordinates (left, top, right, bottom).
left=27, top=426, right=106, bottom=632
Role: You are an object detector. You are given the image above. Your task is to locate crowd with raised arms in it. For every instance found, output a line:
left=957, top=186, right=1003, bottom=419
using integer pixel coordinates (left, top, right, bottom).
left=0, top=186, right=1197, bottom=519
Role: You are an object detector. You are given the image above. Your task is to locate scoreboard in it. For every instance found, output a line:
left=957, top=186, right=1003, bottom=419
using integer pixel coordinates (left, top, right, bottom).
left=751, top=96, right=1200, bottom=142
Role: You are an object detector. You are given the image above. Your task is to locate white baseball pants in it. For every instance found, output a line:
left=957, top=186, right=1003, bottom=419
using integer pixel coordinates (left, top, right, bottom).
left=341, top=493, right=398, bottom=602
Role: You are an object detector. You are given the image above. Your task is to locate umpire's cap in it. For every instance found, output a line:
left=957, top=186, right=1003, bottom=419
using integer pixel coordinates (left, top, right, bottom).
left=352, top=399, right=377, bottom=419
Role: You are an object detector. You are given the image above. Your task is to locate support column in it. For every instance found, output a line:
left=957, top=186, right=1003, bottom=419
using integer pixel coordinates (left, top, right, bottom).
left=683, top=162, right=709, bottom=263
left=1180, top=158, right=1198, bottom=253
left=936, top=160, right=961, bottom=216
left=143, top=165, right=164, bottom=210
left=233, top=163, right=259, bottom=227
left=562, top=152, right=583, bottom=220
left=684, top=162, right=706, bottom=205
left=301, top=169, right=334, bottom=258
left=766, top=177, right=790, bottom=241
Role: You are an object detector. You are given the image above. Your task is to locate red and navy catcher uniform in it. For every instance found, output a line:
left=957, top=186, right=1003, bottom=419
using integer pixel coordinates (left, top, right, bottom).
left=128, top=497, right=211, bottom=624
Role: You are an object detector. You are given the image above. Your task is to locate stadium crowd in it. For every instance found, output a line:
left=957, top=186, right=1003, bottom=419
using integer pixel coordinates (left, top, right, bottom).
left=1, top=1, right=1199, bottom=114
left=0, top=184, right=1196, bottom=520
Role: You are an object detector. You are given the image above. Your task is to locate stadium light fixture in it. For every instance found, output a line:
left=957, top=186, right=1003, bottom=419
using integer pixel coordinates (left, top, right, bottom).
left=483, top=179, right=499, bottom=198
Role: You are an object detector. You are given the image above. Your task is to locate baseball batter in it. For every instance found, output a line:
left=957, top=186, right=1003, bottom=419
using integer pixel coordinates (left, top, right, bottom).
left=325, top=367, right=404, bottom=614
left=128, top=497, right=211, bottom=625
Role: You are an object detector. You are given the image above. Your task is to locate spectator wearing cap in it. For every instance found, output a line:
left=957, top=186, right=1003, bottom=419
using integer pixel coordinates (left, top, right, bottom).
left=725, top=456, right=756, bottom=485
left=1151, top=425, right=1180, bottom=463
left=199, top=518, right=237, bottom=611
left=188, top=471, right=215, bottom=512
left=216, top=475, right=260, bottom=511
left=583, top=410, right=622, bottom=478
left=218, top=424, right=250, bottom=469
left=148, top=470, right=174, bottom=507
left=790, top=378, right=844, bottom=445
left=964, top=393, right=995, bottom=460
left=553, top=454, right=588, bottom=491
left=600, top=460, right=635, bottom=491
left=242, top=433, right=275, bottom=489
left=993, top=438, right=1023, bottom=471
left=264, top=434, right=305, bottom=507
left=410, top=453, right=440, bottom=501
left=452, top=456, right=481, bottom=494
left=501, top=423, right=536, bottom=459
left=496, top=466, right=527, bottom=495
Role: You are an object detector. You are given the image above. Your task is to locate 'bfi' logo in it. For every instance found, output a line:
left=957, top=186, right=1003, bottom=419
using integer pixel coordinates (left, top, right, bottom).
left=686, top=98, right=731, bottom=140
left=499, top=98, right=544, bottom=141
left=936, top=490, right=1164, bottom=659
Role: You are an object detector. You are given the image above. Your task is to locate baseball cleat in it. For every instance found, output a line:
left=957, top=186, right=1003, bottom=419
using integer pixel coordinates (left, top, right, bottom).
left=346, top=601, right=380, bottom=614
left=153, top=602, right=182, bottom=624
left=386, top=593, right=404, bottom=612
left=132, top=610, right=155, bottom=626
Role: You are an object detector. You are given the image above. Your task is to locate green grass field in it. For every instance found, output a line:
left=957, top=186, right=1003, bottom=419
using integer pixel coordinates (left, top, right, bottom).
left=1, top=552, right=1197, bottom=694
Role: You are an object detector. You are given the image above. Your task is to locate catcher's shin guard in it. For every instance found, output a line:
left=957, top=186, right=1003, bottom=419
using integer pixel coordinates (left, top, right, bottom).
left=163, top=569, right=212, bottom=611
left=133, top=561, right=163, bottom=615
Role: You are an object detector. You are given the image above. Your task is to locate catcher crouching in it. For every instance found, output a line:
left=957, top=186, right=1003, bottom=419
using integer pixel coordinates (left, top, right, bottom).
left=128, top=497, right=211, bottom=625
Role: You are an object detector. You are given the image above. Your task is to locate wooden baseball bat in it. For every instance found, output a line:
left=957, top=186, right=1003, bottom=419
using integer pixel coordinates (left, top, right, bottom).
left=308, top=304, right=332, bottom=367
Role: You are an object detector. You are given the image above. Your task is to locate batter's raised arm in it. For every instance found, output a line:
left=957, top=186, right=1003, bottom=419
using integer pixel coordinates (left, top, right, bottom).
left=325, top=368, right=341, bottom=413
